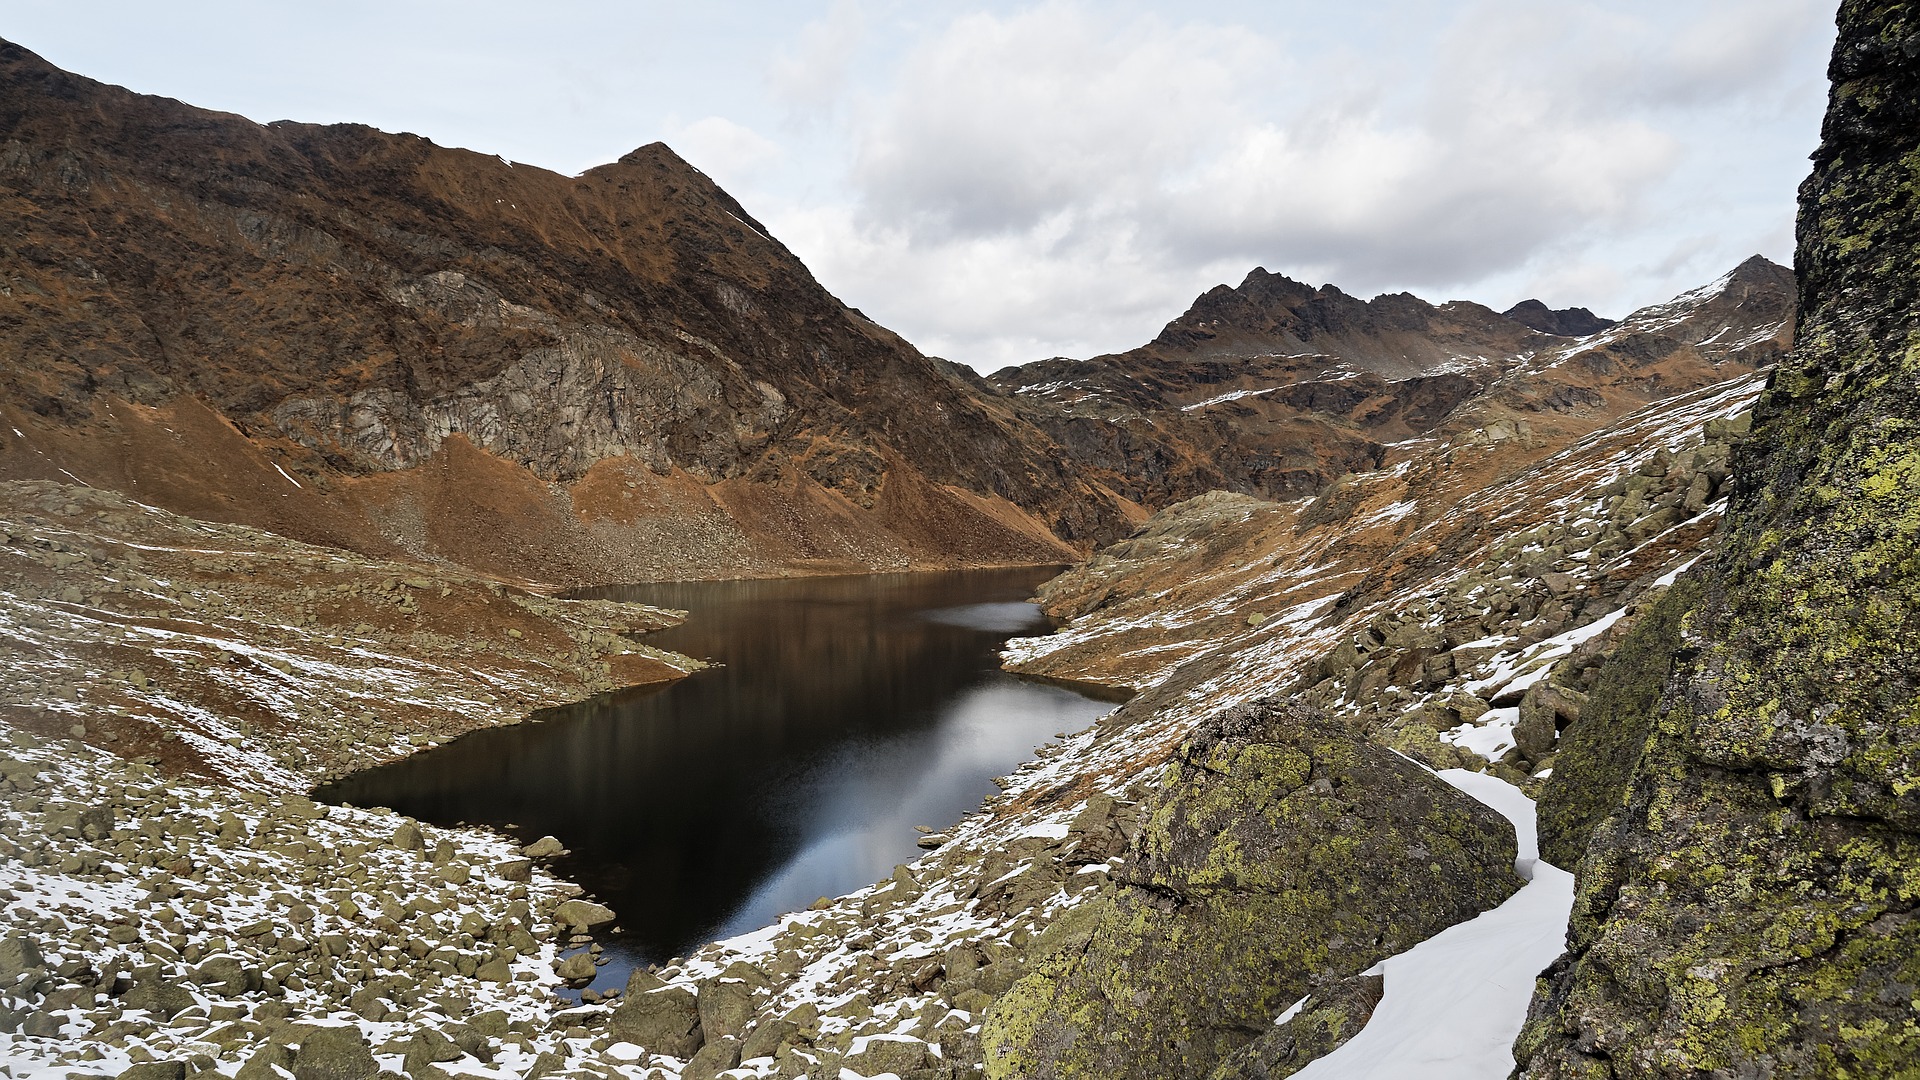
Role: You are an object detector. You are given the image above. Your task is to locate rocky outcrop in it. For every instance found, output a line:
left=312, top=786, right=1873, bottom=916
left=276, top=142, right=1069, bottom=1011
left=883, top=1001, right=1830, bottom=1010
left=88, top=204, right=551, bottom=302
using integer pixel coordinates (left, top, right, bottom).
left=980, top=700, right=1521, bottom=1079
left=1514, top=3, right=1920, bottom=1074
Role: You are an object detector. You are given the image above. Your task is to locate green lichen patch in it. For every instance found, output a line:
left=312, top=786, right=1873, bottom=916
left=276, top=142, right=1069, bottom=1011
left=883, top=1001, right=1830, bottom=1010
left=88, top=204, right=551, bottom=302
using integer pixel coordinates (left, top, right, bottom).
left=1515, top=3, right=1920, bottom=1075
left=981, top=699, right=1521, bottom=1080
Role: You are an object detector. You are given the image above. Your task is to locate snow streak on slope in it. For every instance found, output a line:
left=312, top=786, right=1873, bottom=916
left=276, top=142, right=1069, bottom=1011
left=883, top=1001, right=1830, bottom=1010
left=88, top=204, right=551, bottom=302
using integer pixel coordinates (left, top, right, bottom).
left=1289, top=770, right=1572, bottom=1079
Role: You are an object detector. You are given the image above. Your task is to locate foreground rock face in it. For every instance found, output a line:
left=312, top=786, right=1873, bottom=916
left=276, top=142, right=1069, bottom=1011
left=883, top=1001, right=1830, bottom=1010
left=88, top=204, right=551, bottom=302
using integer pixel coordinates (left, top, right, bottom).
left=981, top=700, right=1521, bottom=1079
left=1515, top=4, right=1920, bottom=1074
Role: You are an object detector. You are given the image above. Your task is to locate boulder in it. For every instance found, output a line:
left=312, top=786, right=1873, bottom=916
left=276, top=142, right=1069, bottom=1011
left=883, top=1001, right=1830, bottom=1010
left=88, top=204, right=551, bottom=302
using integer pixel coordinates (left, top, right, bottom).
left=697, top=977, right=754, bottom=1041
left=1206, top=974, right=1385, bottom=1079
left=119, top=1063, right=187, bottom=1080
left=609, top=985, right=702, bottom=1059
left=681, top=1036, right=741, bottom=1080
left=739, top=1017, right=800, bottom=1062
left=122, top=972, right=195, bottom=1020
left=400, top=1028, right=463, bottom=1077
left=554, top=899, right=615, bottom=931
left=843, top=1035, right=930, bottom=1076
left=521, top=836, right=566, bottom=858
left=0, top=935, right=42, bottom=981
left=553, top=952, right=596, bottom=982
left=982, top=699, right=1521, bottom=1080
left=291, top=1025, right=379, bottom=1080
left=1513, top=682, right=1585, bottom=762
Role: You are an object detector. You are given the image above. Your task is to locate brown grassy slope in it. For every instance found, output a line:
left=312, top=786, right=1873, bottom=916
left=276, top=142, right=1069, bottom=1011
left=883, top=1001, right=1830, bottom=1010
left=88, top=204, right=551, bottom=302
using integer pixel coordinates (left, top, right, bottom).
left=0, top=39, right=1119, bottom=583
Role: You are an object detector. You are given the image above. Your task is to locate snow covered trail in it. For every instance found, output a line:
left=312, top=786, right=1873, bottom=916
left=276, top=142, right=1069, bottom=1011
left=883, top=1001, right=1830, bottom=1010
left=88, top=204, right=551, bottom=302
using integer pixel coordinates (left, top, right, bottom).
left=1293, top=770, right=1574, bottom=1079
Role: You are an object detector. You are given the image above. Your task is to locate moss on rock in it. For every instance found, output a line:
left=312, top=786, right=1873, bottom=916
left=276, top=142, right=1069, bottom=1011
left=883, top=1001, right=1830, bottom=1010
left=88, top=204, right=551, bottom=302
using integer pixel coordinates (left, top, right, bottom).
left=1534, top=578, right=1702, bottom=869
left=1515, top=4, right=1920, bottom=1075
left=980, top=699, right=1521, bottom=1080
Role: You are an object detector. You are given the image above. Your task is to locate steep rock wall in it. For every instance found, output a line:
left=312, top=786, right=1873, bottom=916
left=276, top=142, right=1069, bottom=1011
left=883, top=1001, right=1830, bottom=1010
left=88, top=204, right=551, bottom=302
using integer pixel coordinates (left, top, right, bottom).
left=1515, top=3, right=1920, bottom=1075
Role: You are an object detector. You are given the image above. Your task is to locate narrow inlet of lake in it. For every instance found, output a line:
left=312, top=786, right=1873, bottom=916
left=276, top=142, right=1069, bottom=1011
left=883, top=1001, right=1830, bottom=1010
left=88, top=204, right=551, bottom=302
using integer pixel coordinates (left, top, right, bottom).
left=314, top=567, right=1114, bottom=995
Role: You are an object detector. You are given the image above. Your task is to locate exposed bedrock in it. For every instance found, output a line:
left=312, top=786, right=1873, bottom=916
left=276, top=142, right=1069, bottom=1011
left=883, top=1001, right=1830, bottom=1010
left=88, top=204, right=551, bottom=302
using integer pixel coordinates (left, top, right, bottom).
left=981, top=699, right=1522, bottom=1080
left=1515, top=3, right=1920, bottom=1075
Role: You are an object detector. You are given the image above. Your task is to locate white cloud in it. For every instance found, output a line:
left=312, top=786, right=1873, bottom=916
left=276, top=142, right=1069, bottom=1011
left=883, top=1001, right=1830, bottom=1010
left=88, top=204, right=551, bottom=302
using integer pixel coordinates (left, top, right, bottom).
left=666, top=116, right=784, bottom=188
left=763, top=0, right=1834, bottom=371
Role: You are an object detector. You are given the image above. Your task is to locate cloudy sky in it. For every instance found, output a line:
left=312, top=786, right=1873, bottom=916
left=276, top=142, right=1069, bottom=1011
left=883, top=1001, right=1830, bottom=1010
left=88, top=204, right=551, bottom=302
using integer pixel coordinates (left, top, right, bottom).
left=12, top=1, right=1836, bottom=372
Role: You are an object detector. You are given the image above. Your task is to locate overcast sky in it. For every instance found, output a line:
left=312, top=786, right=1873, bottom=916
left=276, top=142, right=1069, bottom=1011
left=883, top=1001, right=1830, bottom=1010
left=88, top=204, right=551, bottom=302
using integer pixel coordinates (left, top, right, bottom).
left=11, top=1, right=1836, bottom=372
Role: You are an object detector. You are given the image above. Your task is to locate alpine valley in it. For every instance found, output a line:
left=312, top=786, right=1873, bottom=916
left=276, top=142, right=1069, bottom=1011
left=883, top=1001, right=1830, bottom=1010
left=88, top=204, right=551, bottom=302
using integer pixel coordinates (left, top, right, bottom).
left=0, top=4, right=1913, bottom=1079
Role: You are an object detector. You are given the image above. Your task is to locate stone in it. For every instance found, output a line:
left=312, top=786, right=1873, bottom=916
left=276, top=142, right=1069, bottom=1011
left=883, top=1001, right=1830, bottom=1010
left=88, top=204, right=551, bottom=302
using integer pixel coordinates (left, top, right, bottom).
left=521, top=836, right=566, bottom=858
left=554, top=900, right=615, bottom=931
left=473, top=956, right=512, bottom=983
left=608, top=985, right=702, bottom=1060
left=1205, top=974, right=1384, bottom=1079
left=0, top=934, right=43, bottom=980
left=21, top=1009, right=65, bottom=1038
left=193, top=955, right=256, bottom=996
left=389, top=823, right=423, bottom=852
left=234, top=1044, right=296, bottom=1080
left=844, top=1035, right=929, bottom=1076
left=120, top=1063, right=188, bottom=1080
left=982, top=699, right=1521, bottom=1080
left=696, top=977, right=753, bottom=1041
left=291, top=1024, right=379, bottom=1080
left=680, top=1036, right=741, bottom=1080
left=122, top=973, right=195, bottom=1020
left=553, top=952, right=596, bottom=982
left=739, top=1017, right=799, bottom=1062
left=402, top=1028, right=463, bottom=1077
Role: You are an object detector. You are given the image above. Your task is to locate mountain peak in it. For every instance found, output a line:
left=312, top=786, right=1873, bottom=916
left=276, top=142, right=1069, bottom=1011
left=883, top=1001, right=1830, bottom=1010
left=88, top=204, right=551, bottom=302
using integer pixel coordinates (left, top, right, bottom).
left=1501, top=300, right=1615, bottom=337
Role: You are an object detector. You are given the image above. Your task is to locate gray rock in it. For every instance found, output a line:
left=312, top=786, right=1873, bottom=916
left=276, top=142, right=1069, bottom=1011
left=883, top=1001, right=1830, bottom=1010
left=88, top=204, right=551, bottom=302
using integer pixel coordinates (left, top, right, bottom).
left=21, top=1009, right=65, bottom=1039
left=401, top=1029, right=462, bottom=1077
left=554, top=899, right=615, bottom=931
left=844, top=1036, right=929, bottom=1076
left=553, top=952, right=596, bottom=982
left=390, top=823, right=423, bottom=851
left=234, top=1044, right=296, bottom=1080
left=681, top=1036, right=741, bottom=1080
left=118, top=1063, right=187, bottom=1080
left=697, top=977, right=753, bottom=1041
left=0, top=935, right=42, bottom=981
left=521, top=836, right=566, bottom=858
left=291, top=1025, right=379, bottom=1080
left=609, top=985, right=702, bottom=1059
left=739, top=1017, right=800, bottom=1062
left=122, top=973, right=195, bottom=1020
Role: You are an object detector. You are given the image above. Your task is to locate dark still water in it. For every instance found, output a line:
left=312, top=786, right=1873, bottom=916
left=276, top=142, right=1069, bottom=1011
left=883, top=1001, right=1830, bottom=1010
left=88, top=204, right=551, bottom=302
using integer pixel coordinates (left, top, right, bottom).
left=315, top=567, right=1112, bottom=988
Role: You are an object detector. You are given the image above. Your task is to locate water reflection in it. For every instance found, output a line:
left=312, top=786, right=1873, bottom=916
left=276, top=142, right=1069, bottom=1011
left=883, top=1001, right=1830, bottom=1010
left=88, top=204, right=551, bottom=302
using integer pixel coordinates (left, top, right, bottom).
left=316, top=568, right=1111, bottom=991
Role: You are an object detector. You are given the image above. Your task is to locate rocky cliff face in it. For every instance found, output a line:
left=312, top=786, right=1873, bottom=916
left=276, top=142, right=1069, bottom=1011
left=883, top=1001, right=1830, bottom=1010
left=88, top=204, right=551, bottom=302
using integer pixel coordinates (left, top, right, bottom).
left=990, top=259, right=1791, bottom=512
left=1514, top=3, right=1920, bottom=1075
left=0, top=40, right=1120, bottom=583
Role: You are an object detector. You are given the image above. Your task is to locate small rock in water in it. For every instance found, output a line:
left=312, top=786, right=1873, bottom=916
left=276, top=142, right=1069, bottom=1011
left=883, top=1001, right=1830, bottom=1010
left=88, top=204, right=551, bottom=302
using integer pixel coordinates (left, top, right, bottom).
left=522, top=835, right=566, bottom=858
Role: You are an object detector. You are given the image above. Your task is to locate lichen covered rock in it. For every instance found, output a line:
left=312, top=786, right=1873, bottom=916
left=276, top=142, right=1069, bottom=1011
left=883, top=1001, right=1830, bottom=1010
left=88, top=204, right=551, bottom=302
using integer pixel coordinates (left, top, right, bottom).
left=1533, top=578, right=1700, bottom=869
left=1515, top=4, right=1920, bottom=1074
left=981, top=699, right=1521, bottom=1079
